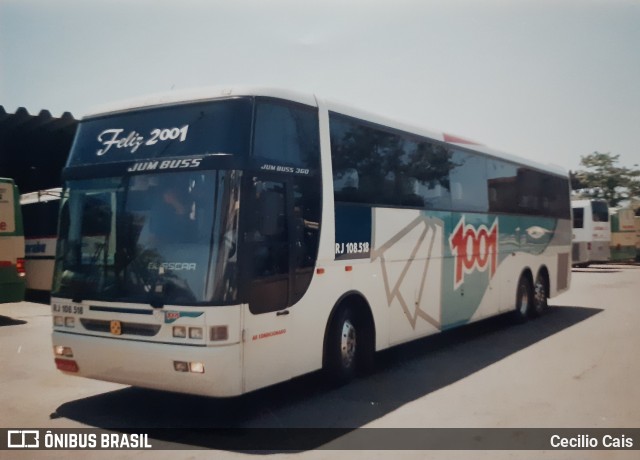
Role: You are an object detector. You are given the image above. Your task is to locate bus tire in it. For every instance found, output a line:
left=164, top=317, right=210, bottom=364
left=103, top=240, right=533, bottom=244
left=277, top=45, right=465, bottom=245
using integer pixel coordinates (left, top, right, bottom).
left=513, top=274, right=533, bottom=323
left=532, top=271, right=549, bottom=317
left=324, top=305, right=362, bottom=384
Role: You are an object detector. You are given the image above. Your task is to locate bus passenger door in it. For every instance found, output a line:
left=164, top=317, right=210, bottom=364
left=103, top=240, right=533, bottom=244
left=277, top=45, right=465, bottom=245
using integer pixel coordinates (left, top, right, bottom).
left=241, top=176, right=294, bottom=393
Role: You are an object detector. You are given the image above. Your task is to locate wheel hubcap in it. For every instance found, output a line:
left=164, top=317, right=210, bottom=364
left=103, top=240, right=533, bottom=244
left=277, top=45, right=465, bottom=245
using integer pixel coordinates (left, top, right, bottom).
left=534, top=281, right=546, bottom=309
left=340, top=320, right=357, bottom=369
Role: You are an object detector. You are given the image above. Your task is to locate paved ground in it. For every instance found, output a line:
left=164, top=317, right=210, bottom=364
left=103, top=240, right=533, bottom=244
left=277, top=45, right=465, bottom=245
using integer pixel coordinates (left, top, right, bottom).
left=1, top=264, right=638, bottom=459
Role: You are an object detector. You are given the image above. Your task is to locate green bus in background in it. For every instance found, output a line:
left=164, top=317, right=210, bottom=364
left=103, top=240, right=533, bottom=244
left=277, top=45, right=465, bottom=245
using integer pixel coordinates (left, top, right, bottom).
left=610, top=207, right=636, bottom=263
left=0, top=177, right=26, bottom=303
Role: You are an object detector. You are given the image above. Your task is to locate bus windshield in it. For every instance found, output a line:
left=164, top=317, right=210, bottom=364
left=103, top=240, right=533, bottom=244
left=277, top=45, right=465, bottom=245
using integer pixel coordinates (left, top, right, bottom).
left=52, top=170, right=240, bottom=306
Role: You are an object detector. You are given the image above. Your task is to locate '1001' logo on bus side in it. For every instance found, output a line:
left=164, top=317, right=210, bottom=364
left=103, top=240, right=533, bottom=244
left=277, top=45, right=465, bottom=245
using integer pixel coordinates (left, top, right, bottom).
left=449, top=217, right=498, bottom=290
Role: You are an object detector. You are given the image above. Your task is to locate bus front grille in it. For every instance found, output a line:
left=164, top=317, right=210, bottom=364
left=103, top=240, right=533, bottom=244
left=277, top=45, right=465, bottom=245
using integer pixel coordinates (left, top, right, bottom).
left=80, top=319, right=161, bottom=337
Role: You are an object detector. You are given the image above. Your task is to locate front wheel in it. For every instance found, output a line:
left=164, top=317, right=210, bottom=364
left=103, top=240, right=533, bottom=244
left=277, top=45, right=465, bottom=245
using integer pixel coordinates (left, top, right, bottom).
left=324, top=306, right=372, bottom=384
left=513, top=275, right=533, bottom=323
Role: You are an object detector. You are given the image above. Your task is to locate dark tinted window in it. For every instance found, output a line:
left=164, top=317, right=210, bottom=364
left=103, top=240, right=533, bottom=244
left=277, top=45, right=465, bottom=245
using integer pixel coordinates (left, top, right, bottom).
left=246, top=179, right=289, bottom=314
left=253, top=99, right=320, bottom=169
left=292, top=177, right=321, bottom=304
left=517, top=168, right=543, bottom=214
left=330, top=115, right=396, bottom=205
left=22, top=200, right=60, bottom=238
left=541, top=173, right=571, bottom=218
left=403, top=139, right=453, bottom=209
left=329, top=112, right=570, bottom=218
left=517, top=168, right=571, bottom=218
left=330, top=113, right=454, bottom=209
left=449, top=150, right=488, bottom=212
left=591, top=200, right=609, bottom=222
left=573, top=207, right=584, bottom=228
left=487, top=159, right=518, bottom=213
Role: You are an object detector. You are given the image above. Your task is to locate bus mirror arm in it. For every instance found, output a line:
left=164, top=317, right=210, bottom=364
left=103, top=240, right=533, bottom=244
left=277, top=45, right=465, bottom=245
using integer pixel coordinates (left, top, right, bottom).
left=149, top=281, right=165, bottom=309
left=69, top=280, right=86, bottom=304
left=276, top=310, right=289, bottom=316
left=149, top=293, right=165, bottom=309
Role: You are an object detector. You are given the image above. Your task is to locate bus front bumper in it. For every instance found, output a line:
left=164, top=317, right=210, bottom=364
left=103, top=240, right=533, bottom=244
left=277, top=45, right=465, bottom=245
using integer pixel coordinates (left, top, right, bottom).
left=52, top=331, right=244, bottom=397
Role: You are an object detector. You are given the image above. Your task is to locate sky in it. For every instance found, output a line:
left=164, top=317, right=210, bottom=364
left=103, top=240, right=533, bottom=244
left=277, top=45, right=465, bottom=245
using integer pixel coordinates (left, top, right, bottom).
left=1, top=0, right=639, bottom=172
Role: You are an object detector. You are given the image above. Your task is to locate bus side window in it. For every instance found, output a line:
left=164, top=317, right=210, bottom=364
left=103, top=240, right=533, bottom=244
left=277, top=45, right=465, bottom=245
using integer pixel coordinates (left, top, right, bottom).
left=573, top=208, right=584, bottom=228
left=449, top=151, right=488, bottom=213
left=253, top=98, right=320, bottom=169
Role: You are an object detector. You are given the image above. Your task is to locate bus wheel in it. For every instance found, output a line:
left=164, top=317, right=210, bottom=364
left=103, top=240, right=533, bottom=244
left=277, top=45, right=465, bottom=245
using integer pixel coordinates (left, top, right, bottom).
left=532, top=272, right=548, bottom=317
left=513, top=275, right=533, bottom=323
left=325, top=306, right=359, bottom=384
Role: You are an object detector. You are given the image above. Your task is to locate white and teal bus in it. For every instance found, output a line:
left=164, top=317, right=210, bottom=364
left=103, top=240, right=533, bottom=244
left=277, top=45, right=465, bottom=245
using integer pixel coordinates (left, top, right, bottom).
left=571, top=199, right=611, bottom=267
left=21, top=188, right=62, bottom=293
left=0, top=177, right=26, bottom=303
left=51, top=87, right=572, bottom=396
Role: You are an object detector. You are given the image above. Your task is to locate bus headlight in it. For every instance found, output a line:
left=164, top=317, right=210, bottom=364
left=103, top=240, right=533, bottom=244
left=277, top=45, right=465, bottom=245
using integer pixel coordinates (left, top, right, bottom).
left=173, top=361, right=204, bottom=373
left=54, top=316, right=75, bottom=328
left=189, top=362, right=205, bottom=373
left=188, top=327, right=203, bottom=340
left=172, top=326, right=187, bottom=338
left=54, top=345, right=73, bottom=357
left=173, top=361, right=189, bottom=372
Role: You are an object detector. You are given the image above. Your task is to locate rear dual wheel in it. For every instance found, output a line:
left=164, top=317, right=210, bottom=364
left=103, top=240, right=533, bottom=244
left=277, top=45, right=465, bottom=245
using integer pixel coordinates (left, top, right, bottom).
left=514, top=272, right=549, bottom=322
left=532, top=273, right=549, bottom=317
left=513, top=275, right=533, bottom=322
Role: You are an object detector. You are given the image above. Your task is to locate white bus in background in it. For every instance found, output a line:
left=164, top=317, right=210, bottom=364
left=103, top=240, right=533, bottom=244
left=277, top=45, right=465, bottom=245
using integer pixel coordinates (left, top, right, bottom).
left=50, top=87, right=572, bottom=397
left=20, top=188, right=61, bottom=293
left=571, top=199, right=611, bottom=267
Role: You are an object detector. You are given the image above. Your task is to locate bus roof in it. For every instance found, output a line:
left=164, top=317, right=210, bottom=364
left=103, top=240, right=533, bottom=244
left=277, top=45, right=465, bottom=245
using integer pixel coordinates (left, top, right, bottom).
left=83, top=86, right=318, bottom=118
left=83, top=86, right=567, bottom=178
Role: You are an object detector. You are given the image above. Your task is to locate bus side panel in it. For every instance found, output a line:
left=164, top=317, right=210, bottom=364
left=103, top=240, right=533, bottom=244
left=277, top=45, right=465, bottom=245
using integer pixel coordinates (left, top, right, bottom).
left=589, top=240, right=611, bottom=263
left=284, top=255, right=371, bottom=379
left=440, top=212, right=511, bottom=328
left=371, top=208, right=445, bottom=346
left=24, top=237, right=57, bottom=291
left=572, top=241, right=588, bottom=265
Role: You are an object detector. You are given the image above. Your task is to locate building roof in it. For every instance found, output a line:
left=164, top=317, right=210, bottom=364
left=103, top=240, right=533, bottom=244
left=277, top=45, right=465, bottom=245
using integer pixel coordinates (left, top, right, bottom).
left=0, top=106, right=77, bottom=193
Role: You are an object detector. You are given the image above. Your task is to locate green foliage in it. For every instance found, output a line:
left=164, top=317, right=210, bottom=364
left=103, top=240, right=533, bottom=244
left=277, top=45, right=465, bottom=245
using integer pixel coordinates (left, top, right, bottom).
left=573, top=152, right=640, bottom=207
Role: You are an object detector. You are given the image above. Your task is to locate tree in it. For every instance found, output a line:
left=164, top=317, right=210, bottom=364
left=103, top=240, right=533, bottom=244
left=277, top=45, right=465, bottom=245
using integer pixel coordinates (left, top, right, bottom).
left=573, top=152, right=640, bottom=207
